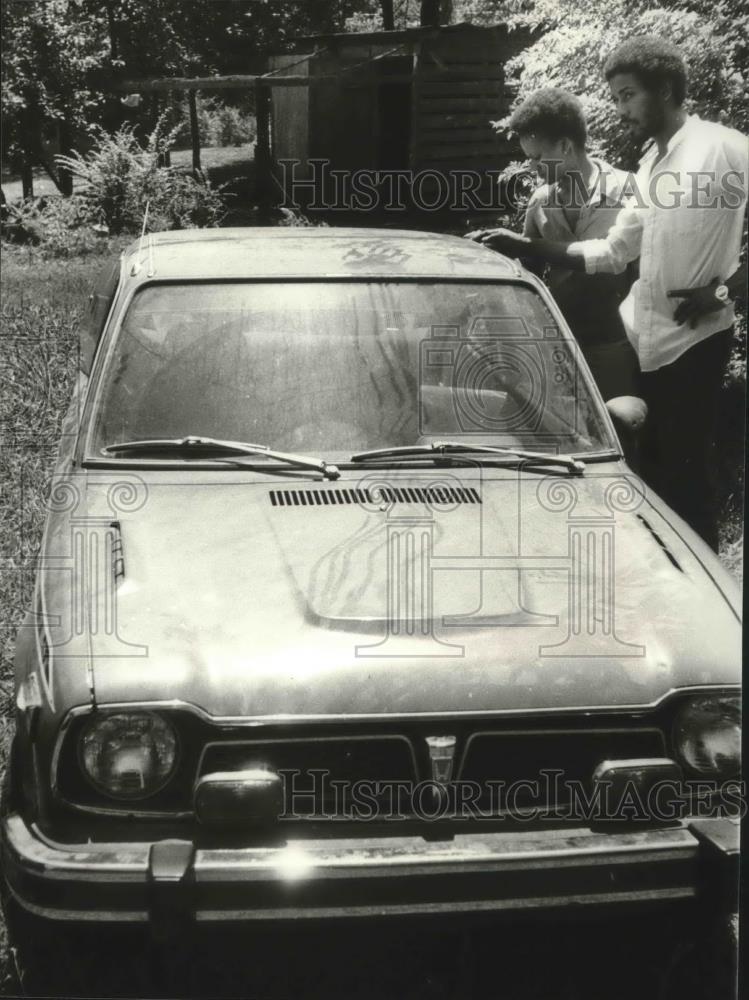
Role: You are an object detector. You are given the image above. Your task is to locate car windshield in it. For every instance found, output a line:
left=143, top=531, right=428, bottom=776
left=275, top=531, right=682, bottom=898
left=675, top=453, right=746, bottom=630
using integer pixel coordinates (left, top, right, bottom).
left=88, top=281, right=614, bottom=460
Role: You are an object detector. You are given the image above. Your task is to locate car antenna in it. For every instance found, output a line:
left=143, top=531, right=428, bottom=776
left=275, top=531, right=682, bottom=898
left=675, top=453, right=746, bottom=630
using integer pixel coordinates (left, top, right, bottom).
left=130, top=201, right=155, bottom=276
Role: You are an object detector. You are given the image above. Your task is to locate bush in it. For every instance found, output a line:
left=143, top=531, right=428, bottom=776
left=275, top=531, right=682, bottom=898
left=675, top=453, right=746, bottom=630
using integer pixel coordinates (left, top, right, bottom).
left=495, top=0, right=748, bottom=169
left=195, top=97, right=256, bottom=147
left=0, top=196, right=108, bottom=257
left=56, top=116, right=226, bottom=234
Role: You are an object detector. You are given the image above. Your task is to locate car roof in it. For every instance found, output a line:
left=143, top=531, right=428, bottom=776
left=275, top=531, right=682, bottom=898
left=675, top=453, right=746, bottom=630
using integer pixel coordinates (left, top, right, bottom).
left=122, top=227, right=525, bottom=281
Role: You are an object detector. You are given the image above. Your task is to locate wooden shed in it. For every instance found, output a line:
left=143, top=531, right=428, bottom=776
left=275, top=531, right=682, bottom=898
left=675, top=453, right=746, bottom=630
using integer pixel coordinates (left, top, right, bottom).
left=267, top=22, right=531, bottom=212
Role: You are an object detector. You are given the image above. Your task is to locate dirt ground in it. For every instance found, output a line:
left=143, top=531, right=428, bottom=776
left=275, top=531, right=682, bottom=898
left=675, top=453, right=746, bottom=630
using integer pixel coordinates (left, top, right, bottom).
left=0, top=905, right=730, bottom=999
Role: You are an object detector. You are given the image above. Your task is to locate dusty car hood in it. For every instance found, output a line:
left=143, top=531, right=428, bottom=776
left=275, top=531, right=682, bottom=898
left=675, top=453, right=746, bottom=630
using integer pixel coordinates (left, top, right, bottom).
left=43, top=467, right=741, bottom=720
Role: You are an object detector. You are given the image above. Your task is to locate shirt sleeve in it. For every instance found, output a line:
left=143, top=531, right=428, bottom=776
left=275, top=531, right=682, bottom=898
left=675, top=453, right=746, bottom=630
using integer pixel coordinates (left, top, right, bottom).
left=720, top=128, right=748, bottom=204
left=523, top=192, right=543, bottom=237
left=568, top=199, right=644, bottom=275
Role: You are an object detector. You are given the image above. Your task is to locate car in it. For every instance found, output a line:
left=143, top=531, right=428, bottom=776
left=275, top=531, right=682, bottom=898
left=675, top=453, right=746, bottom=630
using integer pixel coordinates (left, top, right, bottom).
left=2, top=228, right=741, bottom=993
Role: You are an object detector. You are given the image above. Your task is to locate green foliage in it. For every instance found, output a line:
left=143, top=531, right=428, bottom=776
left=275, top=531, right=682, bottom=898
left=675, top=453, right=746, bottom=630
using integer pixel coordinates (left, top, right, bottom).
left=2, top=1, right=374, bottom=181
left=56, top=117, right=226, bottom=233
left=488, top=1, right=748, bottom=168
left=1, top=0, right=110, bottom=175
left=195, top=98, right=256, bottom=148
left=0, top=195, right=107, bottom=256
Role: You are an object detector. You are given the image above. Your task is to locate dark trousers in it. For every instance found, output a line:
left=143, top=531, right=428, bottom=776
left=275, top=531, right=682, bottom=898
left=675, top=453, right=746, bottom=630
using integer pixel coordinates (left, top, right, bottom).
left=637, top=328, right=733, bottom=552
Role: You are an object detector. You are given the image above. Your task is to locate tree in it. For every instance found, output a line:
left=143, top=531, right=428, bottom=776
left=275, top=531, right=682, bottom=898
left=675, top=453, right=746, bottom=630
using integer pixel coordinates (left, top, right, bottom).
left=488, top=0, right=748, bottom=168
left=420, top=0, right=453, bottom=25
left=2, top=1, right=376, bottom=196
left=2, top=0, right=111, bottom=195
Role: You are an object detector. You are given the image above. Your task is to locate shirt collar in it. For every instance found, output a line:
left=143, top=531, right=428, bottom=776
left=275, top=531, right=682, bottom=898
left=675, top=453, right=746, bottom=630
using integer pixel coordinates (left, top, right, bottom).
left=639, top=114, right=699, bottom=166
left=587, top=158, right=626, bottom=206
left=546, top=159, right=622, bottom=209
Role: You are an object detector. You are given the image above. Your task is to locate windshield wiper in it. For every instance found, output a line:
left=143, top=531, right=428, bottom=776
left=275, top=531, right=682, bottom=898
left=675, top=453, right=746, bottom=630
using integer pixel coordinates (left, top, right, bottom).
left=102, top=436, right=341, bottom=480
left=351, top=441, right=585, bottom=475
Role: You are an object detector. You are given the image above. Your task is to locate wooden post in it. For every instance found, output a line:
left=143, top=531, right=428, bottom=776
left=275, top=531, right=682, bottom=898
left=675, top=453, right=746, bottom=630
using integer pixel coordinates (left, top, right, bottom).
left=254, top=79, right=272, bottom=203
left=154, top=94, right=169, bottom=168
left=188, top=89, right=201, bottom=174
left=381, top=0, right=395, bottom=30
left=58, top=119, right=74, bottom=196
left=420, top=0, right=440, bottom=26
left=21, top=163, right=34, bottom=200
left=20, top=107, right=34, bottom=199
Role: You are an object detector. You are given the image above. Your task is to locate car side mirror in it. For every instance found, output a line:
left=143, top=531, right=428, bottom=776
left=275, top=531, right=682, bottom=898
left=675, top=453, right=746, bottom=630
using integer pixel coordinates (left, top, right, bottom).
left=605, top=396, right=648, bottom=468
left=605, top=396, right=648, bottom=435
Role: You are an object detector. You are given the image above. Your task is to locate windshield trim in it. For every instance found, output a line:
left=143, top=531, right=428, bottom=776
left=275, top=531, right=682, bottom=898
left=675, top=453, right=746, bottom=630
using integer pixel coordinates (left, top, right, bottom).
left=76, top=275, right=620, bottom=467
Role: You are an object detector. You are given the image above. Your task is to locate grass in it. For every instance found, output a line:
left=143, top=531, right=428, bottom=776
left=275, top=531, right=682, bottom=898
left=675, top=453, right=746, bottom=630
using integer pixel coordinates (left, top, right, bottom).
left=0, top=256, right=83, bottom=992
left=0, top=244, right=743, bottom=997
left=0, top=250, right=130, bottom=995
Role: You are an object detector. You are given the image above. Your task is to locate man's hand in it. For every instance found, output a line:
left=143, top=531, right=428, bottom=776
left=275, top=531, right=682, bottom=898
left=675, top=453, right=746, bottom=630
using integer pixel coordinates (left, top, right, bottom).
left=464, top=227, right=528, bottom=257
left=667, top=278, right=726, bottom=328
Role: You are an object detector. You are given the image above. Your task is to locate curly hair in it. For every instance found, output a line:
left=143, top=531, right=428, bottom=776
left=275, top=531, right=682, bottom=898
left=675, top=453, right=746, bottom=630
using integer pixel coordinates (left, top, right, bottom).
left=603, top=37, right=687, bottom=105
left=508, top=88, right=588, bottom=147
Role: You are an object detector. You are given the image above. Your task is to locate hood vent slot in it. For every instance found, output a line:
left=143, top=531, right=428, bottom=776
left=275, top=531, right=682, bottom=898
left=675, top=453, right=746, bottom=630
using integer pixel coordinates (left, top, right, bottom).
left=110, top=520, right=125, bottom=583
left=269, top=485, right=482, bottom=508
left=637, top=514, right=683, bottom=572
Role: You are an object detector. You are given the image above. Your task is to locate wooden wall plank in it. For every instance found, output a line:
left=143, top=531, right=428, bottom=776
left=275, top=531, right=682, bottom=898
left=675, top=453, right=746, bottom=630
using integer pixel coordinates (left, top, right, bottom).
left=417, top=112, right=506, bottom=127
left=416, top=128, right=506, bottom=143
left=270, top=55, right=309, bottom=163
left=414, top=98, right=510, bottom=113
left=418, top=82, right=503, bottom=97
left=418, top=66, right=506, bottom=81
left=416, top=142, right=514, bottom=160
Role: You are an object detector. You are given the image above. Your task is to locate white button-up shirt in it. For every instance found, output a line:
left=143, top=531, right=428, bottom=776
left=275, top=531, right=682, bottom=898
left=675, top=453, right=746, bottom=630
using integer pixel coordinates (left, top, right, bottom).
left=569, top=116, right=748, bottom=372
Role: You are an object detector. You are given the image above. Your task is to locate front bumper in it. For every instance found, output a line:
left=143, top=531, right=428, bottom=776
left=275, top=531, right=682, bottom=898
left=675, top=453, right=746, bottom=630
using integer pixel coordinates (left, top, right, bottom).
left=1, top=813, right=738, bottom=924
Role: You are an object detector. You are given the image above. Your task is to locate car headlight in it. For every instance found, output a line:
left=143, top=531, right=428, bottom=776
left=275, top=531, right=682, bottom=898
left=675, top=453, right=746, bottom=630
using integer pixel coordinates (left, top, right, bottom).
left=673, top=695, right=741, bottom=779
left=80, top=712, right=179, bottom=800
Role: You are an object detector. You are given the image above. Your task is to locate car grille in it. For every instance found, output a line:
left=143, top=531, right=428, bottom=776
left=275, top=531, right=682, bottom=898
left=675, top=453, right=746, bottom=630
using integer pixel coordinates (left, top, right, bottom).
left=199, top=736, right=418, bottom=818
left=457, top=728, right=666, bottom=813
left=196, top=727, right=666, bottom=822
left=57, top=709, right=671, bottom=823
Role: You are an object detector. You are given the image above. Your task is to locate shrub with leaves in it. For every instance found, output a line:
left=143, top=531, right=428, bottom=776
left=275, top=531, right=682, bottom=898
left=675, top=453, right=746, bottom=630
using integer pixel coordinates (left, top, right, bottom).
left=56, top=116, right=226, bottom=234
left=0, top=195, right=106, bottom=256
left=195, top=97, right=256, bottom=148
left=493, top=0, right=748, bottom=169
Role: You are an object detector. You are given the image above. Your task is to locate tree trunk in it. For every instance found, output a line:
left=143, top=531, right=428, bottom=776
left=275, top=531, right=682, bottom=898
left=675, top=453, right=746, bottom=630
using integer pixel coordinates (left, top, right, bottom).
left=20, top=105, right=36, bottom=198
left=106, top=0, right=118, bottom=60
left=420, top=0, right=440, bottom=26
left=21, top=164, right=34, bottom=200
left=381, top=0, right=395, bottom=30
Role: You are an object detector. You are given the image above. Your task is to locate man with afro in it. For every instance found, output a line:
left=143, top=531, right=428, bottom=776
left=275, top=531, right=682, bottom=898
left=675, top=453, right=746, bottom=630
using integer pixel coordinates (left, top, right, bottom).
left=505, top=86, right=638, bottom=401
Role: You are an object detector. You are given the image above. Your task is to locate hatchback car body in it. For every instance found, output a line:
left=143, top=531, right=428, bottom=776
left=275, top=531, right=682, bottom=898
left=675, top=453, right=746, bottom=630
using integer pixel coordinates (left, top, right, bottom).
left=2, top=229, right=741, bottom=943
